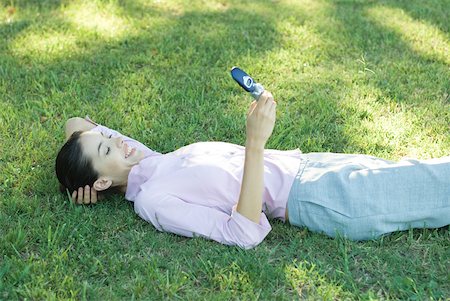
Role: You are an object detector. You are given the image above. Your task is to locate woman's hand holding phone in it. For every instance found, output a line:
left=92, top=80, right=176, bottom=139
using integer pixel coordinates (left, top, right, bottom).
left=245, top=90, right=277, bottom=149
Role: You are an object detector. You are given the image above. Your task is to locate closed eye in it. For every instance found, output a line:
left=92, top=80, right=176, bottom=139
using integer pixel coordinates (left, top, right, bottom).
left=106, top=135, right=112, bottom=154
left=100, top=132, right=113, bottom=138
left=100, top=133, right=113, bottom=155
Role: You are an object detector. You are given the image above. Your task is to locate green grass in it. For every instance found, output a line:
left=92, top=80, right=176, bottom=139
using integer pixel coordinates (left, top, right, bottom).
left=1, top=0, right=449, bottom=299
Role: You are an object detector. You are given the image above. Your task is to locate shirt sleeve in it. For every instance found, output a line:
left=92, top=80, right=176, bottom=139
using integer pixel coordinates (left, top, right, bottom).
left=84, top=116, right=159, bottom=157
left=134, top=193, right=272, bottom=249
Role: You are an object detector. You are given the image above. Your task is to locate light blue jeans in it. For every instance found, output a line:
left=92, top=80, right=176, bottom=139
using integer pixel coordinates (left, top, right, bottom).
left=287, top=153, right=450, bottom=240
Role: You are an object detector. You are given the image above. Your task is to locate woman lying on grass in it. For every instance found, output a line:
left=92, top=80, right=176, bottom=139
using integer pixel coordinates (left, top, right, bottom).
left=55, top=91, right=450, bottom=249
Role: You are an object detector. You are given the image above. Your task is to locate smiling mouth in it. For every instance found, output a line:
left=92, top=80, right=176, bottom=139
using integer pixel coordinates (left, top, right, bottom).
left=125, top=144, right=135, bottom=158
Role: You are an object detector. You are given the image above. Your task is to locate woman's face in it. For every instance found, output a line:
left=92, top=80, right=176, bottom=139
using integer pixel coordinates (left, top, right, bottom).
left=79, top=131, right=144, bottom=188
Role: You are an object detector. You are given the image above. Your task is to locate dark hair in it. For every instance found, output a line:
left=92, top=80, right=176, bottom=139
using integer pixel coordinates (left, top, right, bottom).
left=55, top=131, right=98, bottom=193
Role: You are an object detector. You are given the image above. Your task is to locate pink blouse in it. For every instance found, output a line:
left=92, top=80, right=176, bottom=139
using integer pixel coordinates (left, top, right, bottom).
left=90, top=122, right=302, bottom=249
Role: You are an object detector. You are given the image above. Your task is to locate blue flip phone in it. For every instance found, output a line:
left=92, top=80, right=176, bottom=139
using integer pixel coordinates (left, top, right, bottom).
left=230, top=67, right=264, bottom=100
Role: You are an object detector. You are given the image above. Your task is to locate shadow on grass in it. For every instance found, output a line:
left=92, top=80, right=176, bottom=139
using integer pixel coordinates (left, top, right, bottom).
left=292, top=0, right=450, bottom=156
left=0, top=0, right=309, bottom=195
left=322, top=0, right=449, bottom=104
left=234, top=0, right=448, bottom=156
left=1, top=2, right=284, bottom=99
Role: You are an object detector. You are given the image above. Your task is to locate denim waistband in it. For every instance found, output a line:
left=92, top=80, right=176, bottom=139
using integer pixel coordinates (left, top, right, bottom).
left=287, top=156, right=309, bottom=227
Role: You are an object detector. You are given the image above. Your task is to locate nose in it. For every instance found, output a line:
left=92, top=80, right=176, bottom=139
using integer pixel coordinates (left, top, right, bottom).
left=115, top=137, right=123, bottom=148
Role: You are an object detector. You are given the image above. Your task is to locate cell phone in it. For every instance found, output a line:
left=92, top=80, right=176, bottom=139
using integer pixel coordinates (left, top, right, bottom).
left=230, top=67, right=264, bottom=100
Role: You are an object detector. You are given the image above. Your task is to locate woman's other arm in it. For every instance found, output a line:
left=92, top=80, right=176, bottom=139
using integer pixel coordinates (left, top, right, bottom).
left=63, top=117, right=99, bottom=204
left=237, top=91, right=276, bottom=223
left=65, top=117, right=96, bottom=140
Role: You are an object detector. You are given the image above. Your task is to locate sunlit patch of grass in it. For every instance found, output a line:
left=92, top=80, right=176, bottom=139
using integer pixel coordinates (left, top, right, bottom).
left=275, top=19, right=324, bottom=54
left=135, top=0, right=185, bottom=16
left=246, top=5, right=330, bottom=91
left=10, top=30, right=77, bottom=59
left=285, top=260, right=350, bottom=299
left=0, top=5, right=17, bottom=24
left=198, top=0, right=229, bottom=12
left=64, top=1, right=130, bottom=38
left=340, top=86, right=448, bottom=159
left=212, top=262, right=259, bottom=299
left=367, top=6, right=450, bottom=64
left=279, top=0, right=331, bottom=15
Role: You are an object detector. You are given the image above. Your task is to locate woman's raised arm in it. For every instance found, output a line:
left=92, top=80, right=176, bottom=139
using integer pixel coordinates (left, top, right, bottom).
left=236, top=91, right=277, bottom=223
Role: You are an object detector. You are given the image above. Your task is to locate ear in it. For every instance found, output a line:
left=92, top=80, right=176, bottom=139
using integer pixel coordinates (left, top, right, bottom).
left=93, top=177, right=112, bottom=191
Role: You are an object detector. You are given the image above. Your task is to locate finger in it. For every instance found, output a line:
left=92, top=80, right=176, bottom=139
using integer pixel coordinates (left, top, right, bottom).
left=271, top=98, right=277, bottom=107
left=256, top=92, right=273, bottom=113
left=77, top=187, right=83, bottom=204
left=259, top=91, right=272, bottom=104
left=264, top=92, right=273, bottom=104
left=247, top=100, right=257, bottom=115
left=83, top=185, right=91, bottom=204
left=91, top=188, right=98, bottom=204
left=255, top=91, right=268, bottom=105
left=98, top=193, right=105, bottom=201
left=255, top=94, right=268, bottom=112
left=72, top=190, right=77, bottom=204
left=271, top=101, right=277, bottom=117
left=262, top=95, right=275, bottom=114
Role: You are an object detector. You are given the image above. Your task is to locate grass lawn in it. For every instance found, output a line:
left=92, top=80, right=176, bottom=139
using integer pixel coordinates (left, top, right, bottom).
left=1, top=0, right=449, bottom=299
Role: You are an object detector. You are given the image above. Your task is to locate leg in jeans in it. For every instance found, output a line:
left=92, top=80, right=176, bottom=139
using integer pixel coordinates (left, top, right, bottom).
left=288, top=154, right=450, bottom=240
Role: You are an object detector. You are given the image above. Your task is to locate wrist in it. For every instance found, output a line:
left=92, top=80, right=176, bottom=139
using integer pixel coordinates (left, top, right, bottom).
left=245, top=139, right=265, bottom=152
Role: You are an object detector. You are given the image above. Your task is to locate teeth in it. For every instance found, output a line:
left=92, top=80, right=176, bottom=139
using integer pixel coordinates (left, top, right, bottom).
left=126, top=147, right=132, bottom=158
